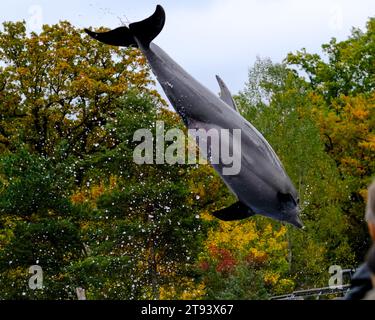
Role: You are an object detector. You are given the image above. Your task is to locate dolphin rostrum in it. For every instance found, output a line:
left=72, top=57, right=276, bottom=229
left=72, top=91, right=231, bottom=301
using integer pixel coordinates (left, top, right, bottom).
left=85, top=5, right=303, bottom=228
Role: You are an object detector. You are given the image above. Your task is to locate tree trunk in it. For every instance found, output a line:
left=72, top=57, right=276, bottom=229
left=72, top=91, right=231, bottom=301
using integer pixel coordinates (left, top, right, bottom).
left=149, top=238, right=159, bottom=300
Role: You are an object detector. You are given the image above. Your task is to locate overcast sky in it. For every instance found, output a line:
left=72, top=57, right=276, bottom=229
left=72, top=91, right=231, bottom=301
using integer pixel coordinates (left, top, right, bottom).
left=1, top=1, right=374, bottom=96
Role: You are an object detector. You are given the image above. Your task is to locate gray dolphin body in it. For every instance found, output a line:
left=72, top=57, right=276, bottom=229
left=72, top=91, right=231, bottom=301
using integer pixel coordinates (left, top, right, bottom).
left=85, top=5, right=303, bottom=228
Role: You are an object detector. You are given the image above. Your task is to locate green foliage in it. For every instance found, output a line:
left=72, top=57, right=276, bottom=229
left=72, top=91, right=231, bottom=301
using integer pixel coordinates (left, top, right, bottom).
left=66, top=255, right=134, bottom=300
left=0, top=219, right=82, bottom=273
left=203, top=262, right=269, bottom=300
left=0, top=15, right=373, bottom=300
left=0, top=20, right=208, bottom=300
left=237, top=57, right=355, bottom=290
left=0, top=150, right=73, bottom=217
left=0, top=20, right=159, bottom=159
left=287, top=18, right=375, bottom=260
left=286, top=18, right=374, bottom=101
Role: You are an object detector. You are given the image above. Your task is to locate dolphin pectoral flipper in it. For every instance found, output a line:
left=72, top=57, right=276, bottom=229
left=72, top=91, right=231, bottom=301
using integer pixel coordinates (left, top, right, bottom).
left=215, top=75, right=238, bottom=112
left=212, top=201, right=255, bottom=221
left=85, top=5, right=165, bottom=49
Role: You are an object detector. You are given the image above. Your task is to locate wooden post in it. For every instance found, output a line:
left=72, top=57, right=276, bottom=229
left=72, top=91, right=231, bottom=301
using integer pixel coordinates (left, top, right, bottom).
left=76, top=287, right=87, bottom=300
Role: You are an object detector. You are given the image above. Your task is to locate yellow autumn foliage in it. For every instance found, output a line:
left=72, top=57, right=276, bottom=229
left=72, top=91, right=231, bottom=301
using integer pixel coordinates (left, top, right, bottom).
left=160, top=281, right=206, bottom=300
left=310, top=92, right=375, bottom=201
left=205, top=220, right=288, bottom=255
left=200, top=215, right=293, bottom=295
left=71, top=176, right=118, bottom=206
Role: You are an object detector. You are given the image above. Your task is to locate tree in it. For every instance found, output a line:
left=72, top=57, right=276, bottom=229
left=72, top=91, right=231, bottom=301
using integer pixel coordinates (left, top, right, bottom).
left=199, top=220, right=293, bottom=299
left=0, top=21, right=210, bottom=299
left=0, top=20, right=157, bottom=162
left=287, top=17, right=375, bottom=260
left=236, top=57, right=354, bottom=290
left=286, top=18, right=374, bottom=101
left=68, top=102, right=210, bottom=300
left=0, top=150, right=86, bottom=299
left=0, top=20, right=159, bottom=299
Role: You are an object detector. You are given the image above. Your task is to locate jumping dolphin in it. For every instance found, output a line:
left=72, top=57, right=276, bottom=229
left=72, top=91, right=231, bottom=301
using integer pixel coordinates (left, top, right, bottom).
left=85, top=5, right=303, bottom=228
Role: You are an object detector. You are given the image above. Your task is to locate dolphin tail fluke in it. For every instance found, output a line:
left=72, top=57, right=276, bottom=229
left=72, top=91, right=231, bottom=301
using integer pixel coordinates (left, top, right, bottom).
left=129, top=5, right=166, bottom=48
left=212, top=201, right=255, bottom=221
left=84, top=5, right=165, bottom=49
left=84, top=27, right=137, bottom=47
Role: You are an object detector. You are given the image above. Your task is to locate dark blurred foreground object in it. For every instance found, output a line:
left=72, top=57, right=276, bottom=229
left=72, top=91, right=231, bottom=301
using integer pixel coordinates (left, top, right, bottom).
left=363, top=245, right=375, bottom=300
left=345, top=179, right=375, bottom=300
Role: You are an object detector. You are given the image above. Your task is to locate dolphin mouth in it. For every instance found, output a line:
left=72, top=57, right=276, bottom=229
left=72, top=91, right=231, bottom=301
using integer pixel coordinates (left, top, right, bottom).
left=289, top=215, right=304, bottom=229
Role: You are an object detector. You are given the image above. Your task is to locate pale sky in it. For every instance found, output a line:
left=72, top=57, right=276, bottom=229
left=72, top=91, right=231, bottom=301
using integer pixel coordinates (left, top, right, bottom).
left=1, top=1, right=374, bottom=95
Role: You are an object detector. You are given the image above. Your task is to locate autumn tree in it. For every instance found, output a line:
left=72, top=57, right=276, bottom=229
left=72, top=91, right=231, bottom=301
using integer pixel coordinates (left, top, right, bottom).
left=0, top=20, right=157, bottom=162
left=198, top=219, right=292, bottom=299
left=1, top=15, right=372, bottom=300
left=235, top=57, right=354, bottom=291
left=287, top=17, right=375, bottom=260
left=68, top=100, right=210, bottom=300
left=0, top=20, right=212, bottom=300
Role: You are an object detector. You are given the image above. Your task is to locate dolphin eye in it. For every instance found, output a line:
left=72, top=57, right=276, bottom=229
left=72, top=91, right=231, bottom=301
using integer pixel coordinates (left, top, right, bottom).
left=277, top=192, right=297, bottom=206
left=277, top=192, right=292, bottom=202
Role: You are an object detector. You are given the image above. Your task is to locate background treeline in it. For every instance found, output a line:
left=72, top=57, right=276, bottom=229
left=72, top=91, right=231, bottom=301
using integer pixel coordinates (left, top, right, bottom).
left=0, top=18, right=373, bottom=299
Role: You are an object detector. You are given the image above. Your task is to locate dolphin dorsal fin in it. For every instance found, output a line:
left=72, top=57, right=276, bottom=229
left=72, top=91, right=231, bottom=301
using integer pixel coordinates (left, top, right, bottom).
left=216, top=75, right=238, bottom=112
